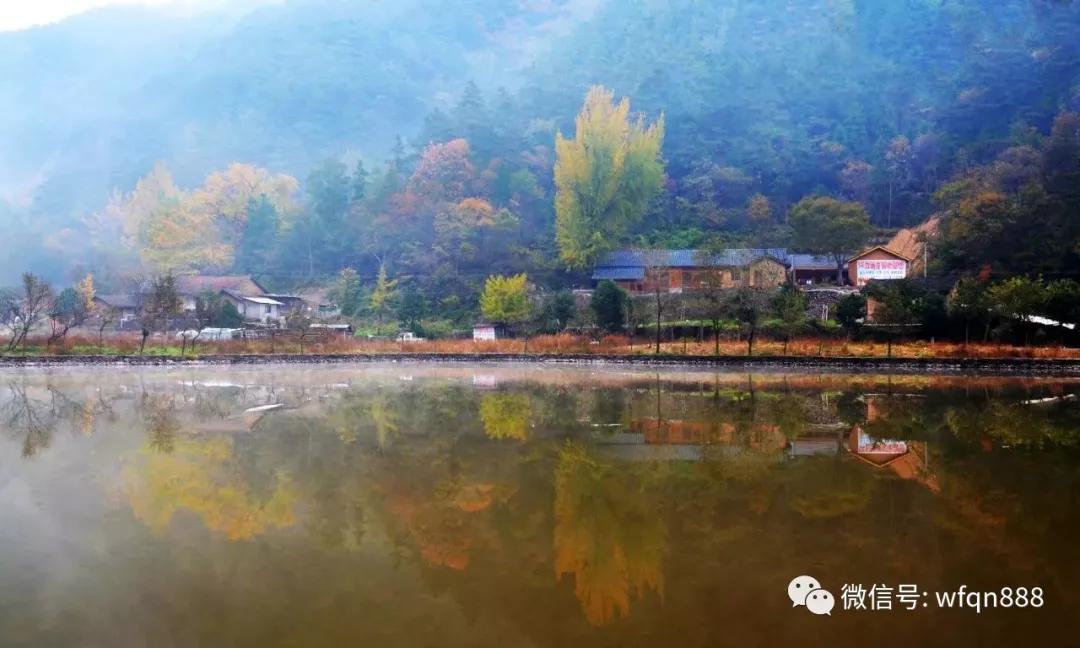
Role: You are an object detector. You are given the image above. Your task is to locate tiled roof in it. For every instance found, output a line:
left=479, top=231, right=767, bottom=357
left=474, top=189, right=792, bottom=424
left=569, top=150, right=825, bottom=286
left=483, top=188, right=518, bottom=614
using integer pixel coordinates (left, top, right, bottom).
left=592, top=266, right=646, bottom=281
left=848, top=245, right=913, bottom=263
left=595, top=248, right=790, bottom=270
left=789, top=254, right=838, bottom=270
left=242, top=296, right=283, bottom=306
left=95, top=294, right=138, bottom=309
left=175, top=275, right=265, bottom=296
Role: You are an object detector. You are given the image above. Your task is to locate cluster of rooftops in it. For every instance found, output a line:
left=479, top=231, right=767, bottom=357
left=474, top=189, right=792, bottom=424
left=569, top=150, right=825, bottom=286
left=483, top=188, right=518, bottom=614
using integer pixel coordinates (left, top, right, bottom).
left=592, top=246, right=913, bottom=289
left=93, top=275, right=335, bottom=325
left=593, top=248, right=840, bottom=281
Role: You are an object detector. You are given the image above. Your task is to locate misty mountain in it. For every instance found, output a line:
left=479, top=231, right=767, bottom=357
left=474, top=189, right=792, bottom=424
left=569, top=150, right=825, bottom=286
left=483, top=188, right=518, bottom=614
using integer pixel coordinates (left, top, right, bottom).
left=0, top=0, right=594, bottom=213
left=2, top=0, right=1080, bottom=285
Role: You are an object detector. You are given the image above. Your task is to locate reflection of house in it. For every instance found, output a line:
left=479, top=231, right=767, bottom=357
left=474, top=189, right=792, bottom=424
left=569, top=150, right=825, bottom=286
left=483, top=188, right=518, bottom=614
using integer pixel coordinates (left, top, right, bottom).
left=175, top=275, right=268, bottom=312
left=93, top=294, right=139, bottom=323
left=787, top=435, right=843, bottom=457
left=846, top=427, right=938, bottom=492
left=592, top=249, right=789, bottom=294
left=632, top=418, right=728, bottom=445
left=631, top=418, right=785, bottom=451
left=472, top=374, right=499, bottom=389
left=847, top=246, right=911, bottom=288
left=198, top=403, right=284, bottom=434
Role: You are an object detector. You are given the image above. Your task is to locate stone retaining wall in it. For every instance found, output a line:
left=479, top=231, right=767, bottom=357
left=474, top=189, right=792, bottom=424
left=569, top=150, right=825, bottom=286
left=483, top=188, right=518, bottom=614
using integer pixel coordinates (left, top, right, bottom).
left=1, top=353, right=1079, bottom=376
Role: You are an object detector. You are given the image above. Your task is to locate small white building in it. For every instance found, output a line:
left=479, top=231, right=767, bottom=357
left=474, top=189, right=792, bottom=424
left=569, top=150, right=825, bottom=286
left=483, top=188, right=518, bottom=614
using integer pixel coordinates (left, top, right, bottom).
left=472, top=323, right=509, bottom=341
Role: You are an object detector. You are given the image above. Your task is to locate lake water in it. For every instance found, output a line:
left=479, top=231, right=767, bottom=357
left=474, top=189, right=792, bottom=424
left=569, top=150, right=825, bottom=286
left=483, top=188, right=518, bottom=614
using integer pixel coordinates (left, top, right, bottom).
left=1, top=364, right=1078, bottom=647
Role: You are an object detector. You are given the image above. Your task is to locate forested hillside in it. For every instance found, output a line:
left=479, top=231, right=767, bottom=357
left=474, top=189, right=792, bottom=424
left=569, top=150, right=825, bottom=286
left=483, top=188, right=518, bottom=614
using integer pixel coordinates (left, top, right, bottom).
left=2, top=0, right=1079, bottom=321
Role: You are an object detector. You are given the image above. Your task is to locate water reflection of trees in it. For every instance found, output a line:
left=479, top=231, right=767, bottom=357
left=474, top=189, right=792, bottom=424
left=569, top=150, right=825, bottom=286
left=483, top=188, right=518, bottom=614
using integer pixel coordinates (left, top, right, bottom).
left=1, top=382, right=55, bottom=457
left=119, top=436, right=297, bottom=540
left=479, top=393, right=531, bottom=441
left=7, top=372, right=1080, bottom=638
left=0, top=381, right=112, bottom=457
left=553, top=442, right=665, bottom=626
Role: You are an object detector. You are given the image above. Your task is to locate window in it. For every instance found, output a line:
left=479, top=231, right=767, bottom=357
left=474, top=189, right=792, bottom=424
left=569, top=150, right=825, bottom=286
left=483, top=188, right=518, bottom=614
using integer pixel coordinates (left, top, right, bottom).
left=265, top=304, right=271, bottom=314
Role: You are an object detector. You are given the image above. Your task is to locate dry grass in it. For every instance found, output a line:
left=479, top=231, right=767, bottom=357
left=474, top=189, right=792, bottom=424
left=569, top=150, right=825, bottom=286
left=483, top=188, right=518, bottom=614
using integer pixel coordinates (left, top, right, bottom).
left=8, top=331, right=1080, bottom=360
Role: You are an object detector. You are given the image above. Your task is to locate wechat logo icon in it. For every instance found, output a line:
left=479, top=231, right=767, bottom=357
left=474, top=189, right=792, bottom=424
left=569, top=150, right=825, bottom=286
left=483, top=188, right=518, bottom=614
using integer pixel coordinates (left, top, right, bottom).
left=788, top=575, right=835, bottom=616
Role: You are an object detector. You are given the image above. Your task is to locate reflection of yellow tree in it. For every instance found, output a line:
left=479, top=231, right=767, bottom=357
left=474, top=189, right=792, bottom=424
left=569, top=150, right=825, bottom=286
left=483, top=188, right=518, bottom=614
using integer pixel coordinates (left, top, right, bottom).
left=554, top=442, right=665, bottom=626
left=479, top=393, right=531, bottom=441
left=79, top=399, right=95, bottom=436
left=141, top=394, right=181, bottom=454
left=120, top=437, right=296, bottom=540
left=371, top=397, right=399, bottom=449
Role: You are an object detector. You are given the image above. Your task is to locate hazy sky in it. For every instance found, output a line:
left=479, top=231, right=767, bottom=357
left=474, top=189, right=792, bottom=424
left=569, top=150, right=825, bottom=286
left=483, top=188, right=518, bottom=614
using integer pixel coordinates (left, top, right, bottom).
left=0, top=0, right=258, bottom=31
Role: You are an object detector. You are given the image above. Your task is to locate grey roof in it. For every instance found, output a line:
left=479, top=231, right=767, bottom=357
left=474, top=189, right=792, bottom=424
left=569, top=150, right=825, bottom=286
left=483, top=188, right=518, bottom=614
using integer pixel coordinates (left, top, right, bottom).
left=221, top=289, right=283, bottom=306
left=242, top=296, right=284, bottom=306
left=789, top=254, right=839, bottom=270
left=594, top=248, right=790, bottom=273
left=95, top=294, right=138, bottom=309
left=592, top=266, right=646, bottom=281
left=175, top=275, right=265, bottom=296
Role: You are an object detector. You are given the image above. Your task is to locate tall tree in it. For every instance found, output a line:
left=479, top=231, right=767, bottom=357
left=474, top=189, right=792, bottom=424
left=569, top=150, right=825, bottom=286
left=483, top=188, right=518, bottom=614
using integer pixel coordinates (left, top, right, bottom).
left=947, top=277, right=990, bottom=344
left=141, top=197, right=232, bottom=274
left=138, top=274, right=181, bottom=355
left=454, top=80, right=494, bottom=159
left=3, top=273, right=53, bottom=352
left=47, top=286, right=89, bottom=347
left=192, top=162, right=298, bottom=249
left=334, top=268, right=363, bottom=317
left=987, top=276, right=1048, bottom=346
left=554, top=86, right=665, bottom=268
left=369, top=263, right=398, bottom=326
left=590, top=280, right=627, bottom=333
left=541, top=290, right=576, bottom=333
left=789, top=196, right=872, bottom=284
left=884, top=136, right=913, bottom=227
left=234, top=196, right=279, bottom=274
left=397, top=283, right=426, bottom=332
left=772, top=284, right=807, bottom=354
left=480, top=273, right=531, bottom=328
left=305, top=158, right=353, bottom=273
left=835, top=293, right=867, bottom=337
left=352, top=160, right=369, bottom=202
left=728, top=286, right=771, bottom=357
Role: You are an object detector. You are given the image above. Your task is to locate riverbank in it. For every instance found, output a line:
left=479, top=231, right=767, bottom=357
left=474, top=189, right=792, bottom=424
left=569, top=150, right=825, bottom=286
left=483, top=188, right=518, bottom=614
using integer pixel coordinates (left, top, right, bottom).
left=4, top=352, right=1080, bottom=375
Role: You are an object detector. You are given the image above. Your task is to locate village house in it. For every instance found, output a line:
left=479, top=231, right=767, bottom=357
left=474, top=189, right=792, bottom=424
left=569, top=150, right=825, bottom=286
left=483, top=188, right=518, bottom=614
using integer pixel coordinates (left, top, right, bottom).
left=591, top=249, right=790, bottom=294
left=218, top=289, right=286, bottom=325
left=295, top=287, right=339, bottom=318
left=789, top=254, right=847, bottom=285
left=261, top=293, right=308, bottom=316
left=92, top=294, right=139, bottom=324
left=175, top=275, right=268, bottom=312
left=89, top=275, right=339, bottom=330
left=847, top=246, right=911, bottom=287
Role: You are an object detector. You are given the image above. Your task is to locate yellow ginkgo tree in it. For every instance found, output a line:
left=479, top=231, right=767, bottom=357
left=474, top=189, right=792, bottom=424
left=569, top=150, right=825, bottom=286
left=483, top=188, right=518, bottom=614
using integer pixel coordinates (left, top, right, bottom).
left=554, top=86, right=665, bottom=268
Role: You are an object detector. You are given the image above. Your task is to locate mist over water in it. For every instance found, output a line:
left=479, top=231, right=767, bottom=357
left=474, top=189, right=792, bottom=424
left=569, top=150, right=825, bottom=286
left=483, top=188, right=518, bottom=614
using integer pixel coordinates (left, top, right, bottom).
left=1, top=365, right=1078, bottom=646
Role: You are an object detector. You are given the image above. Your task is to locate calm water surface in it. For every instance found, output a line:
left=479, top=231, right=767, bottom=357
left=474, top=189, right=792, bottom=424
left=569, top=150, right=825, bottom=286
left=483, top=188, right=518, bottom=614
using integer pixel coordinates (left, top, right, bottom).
left=1, top=364, right=1079, bottom=647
